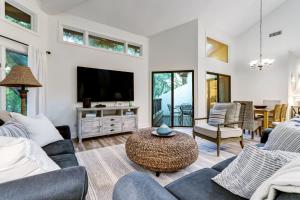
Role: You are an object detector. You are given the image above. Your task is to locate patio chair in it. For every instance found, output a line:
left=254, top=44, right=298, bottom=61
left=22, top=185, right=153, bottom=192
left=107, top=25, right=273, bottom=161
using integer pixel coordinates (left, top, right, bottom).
left=234, top=101, right=263, bottom=139
left=180, top=103, right=193, bottom=126
left=193, top=102, right=245, bottom=156
left=167, top=104, right=182, bottom=126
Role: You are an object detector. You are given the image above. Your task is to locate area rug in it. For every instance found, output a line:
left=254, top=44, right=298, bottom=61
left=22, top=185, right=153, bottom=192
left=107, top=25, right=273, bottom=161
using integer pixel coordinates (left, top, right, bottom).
left=76, top=143, right=235, bottom=200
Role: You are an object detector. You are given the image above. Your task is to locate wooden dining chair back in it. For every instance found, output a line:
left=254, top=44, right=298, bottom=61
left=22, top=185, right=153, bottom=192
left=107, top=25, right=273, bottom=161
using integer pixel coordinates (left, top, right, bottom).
left=273, top=104, right=283, bottom=122
left=280, top=104, right=288, bottom=122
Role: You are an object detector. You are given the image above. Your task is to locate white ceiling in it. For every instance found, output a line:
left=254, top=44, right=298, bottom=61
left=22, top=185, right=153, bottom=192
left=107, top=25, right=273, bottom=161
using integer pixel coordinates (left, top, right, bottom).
left=40, top=0, right=287, bottom=37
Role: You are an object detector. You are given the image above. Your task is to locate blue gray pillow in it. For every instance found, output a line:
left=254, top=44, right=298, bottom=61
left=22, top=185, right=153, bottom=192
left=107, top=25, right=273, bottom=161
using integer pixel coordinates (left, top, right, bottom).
left=208, top=109, right=226, bottom=127
left=0, top=120, right=30, bottom=139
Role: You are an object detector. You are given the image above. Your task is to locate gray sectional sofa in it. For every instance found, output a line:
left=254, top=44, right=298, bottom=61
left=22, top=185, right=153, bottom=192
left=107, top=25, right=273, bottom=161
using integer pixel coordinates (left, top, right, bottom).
left=113, top=129, right=300, bottom=200
left=0, top=125, right=88, bottom=200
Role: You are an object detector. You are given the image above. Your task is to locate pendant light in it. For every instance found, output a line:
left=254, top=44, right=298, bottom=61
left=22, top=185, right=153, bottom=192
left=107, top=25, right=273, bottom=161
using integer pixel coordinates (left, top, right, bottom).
left=249, top=0, right=274, bottom=70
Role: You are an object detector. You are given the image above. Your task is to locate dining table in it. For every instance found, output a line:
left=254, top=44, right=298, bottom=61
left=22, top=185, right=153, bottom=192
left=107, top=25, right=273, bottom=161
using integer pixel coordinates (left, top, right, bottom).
left=254, top=108, right=274, bottom=129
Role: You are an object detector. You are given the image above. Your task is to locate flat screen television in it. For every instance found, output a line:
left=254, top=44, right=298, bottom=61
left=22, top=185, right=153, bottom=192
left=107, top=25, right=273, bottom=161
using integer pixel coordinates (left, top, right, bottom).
left=77, top=66, right=134, bottom=102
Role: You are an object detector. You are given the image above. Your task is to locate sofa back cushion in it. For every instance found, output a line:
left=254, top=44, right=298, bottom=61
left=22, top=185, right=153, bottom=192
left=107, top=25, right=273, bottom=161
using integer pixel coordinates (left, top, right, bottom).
left=213, top=103, right=241, bottom=128
left=264, top=120, right=300, bottom=152
left=0, top=136, right=60, bottom=184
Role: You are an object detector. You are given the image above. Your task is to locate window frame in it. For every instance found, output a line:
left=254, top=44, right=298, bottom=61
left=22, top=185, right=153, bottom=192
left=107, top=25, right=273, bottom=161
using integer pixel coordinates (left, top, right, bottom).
left=62, top=26, right=86, bottom=46
left=88, top=32, right=126, bottom=53
left=60, top=24, right=144, bottom=58
left=1, top=0, right=37, bottom=33
left=127, top=43, right=143, bottom=57
left=0, top=37, right=28, bottom=111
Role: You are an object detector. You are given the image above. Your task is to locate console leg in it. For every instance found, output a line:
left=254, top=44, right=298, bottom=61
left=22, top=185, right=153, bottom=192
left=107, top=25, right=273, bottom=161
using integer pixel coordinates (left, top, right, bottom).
left=156, top=172, right=160, bottom=177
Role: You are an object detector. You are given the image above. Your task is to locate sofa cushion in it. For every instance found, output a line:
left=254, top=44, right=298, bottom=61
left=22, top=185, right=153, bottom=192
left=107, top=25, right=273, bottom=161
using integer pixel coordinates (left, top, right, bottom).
left=212, top=145, right=299, bottom=199
left=211, top=156, right=237, bottom=172
left=42, top=139, right=75, bottom=156
left=264, top=120, right=300, bottom=152
left=194, top=123, right=242, bottom=138
left=0, top=136, right=60, bottom=184
left=0, top=121, right=30, bottom=139
left=50, top=154, right=79, bottom=168
left=11, top=113, right=64, bottom=147
left=213, top=103, right=241, bottom=128
left=165, top=168, right=246, bottom=200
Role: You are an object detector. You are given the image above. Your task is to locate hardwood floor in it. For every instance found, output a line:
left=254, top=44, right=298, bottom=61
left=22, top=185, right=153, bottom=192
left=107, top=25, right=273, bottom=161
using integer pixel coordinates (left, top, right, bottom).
left=73, top=128, right=261, bottom=155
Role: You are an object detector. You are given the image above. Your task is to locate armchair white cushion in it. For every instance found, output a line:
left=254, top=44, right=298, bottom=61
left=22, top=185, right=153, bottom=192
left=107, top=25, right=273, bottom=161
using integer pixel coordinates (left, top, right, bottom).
left=194, top=123, right=243, bottom=139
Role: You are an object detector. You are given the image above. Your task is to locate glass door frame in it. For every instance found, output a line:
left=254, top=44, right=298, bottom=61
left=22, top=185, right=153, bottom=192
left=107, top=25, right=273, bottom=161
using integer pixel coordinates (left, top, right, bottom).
left=0, top=38, right=28, bottom=111
left=151, top=70, right=194, bottom=127
left=206, top=71, right=231, bottom=114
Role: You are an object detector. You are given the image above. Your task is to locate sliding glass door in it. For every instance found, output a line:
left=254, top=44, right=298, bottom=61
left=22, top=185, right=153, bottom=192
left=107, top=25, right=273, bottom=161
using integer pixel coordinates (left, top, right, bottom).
left=152, top=71, right=194, bottom=127
left=206, top=72, right=231, bottom=114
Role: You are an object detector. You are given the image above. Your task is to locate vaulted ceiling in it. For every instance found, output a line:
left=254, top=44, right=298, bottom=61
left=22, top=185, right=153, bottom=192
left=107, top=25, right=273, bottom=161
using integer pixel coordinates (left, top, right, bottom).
left=40, top=0, right=287, bottom=37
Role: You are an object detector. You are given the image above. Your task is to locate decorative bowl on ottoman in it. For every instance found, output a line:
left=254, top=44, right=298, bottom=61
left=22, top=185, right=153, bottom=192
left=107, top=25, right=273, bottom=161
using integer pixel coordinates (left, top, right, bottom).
left=156, top=124, right=172, bottom=136
left=125, top=128, right=198, bottom=176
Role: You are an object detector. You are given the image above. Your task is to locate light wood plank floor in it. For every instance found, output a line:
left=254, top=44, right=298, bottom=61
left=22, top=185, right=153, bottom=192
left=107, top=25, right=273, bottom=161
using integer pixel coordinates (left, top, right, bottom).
left=73, top=128, right=261, bottom=155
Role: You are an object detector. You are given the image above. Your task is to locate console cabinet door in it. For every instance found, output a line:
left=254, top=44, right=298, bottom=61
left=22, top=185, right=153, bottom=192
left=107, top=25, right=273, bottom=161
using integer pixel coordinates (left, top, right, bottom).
left=123, top=117, right=137, bottom=131
left=81, top=118, right=101, bottom=135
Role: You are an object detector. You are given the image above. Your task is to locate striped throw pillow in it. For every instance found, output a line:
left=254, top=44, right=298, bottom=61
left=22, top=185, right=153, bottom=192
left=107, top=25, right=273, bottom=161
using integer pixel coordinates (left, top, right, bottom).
left=0, top=120, right=30, bottom=139
left=212, top=145, right=299, bottom=199
left=208, top=109, right=226, bottom=127
left=264, top=120, right=300, bottom=152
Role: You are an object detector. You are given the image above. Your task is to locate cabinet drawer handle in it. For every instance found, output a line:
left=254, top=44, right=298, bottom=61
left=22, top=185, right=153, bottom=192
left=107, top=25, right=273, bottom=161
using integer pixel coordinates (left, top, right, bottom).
left=110, top=119, right=115, bottom=121
left=111, top=124, right=115, bottom=126
left=110, top=129, right=114, bottom=131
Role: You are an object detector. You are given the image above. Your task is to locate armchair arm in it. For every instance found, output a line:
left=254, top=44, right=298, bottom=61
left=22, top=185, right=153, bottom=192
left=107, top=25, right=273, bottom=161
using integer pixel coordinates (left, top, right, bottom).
left=113, top=172, right=177, bottom=200
left=0, top=166, right=88, bottom=200
left=56, top=125, right=71, bottom=139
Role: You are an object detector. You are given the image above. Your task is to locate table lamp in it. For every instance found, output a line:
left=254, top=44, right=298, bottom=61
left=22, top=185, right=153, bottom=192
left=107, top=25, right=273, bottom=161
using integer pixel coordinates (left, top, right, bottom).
left=0, top=66, right=42, bottom=115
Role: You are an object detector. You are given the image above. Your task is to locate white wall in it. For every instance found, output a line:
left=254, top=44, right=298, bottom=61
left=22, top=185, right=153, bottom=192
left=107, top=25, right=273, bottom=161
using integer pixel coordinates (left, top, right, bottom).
left=149, top=19, right=198, bottom=119
left=47, top=14, right=150, bottom=136
left=234, top=0, right=300, bottom=105
left=198, top=20, right=237, bottom=117
left=149, top=19, right=237, bottom=118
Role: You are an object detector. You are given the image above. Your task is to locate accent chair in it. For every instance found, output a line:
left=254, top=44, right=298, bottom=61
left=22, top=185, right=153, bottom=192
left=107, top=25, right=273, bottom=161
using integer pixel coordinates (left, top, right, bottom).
left=193, top=102, right=245, bottom=156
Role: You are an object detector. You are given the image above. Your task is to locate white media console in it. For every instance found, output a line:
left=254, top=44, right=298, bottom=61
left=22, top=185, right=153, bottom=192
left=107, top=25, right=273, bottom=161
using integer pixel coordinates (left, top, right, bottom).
left=76, top=106, right=139, bottom=142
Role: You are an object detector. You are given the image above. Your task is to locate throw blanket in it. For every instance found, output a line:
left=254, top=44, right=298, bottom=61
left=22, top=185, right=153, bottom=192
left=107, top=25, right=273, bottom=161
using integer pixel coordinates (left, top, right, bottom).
left=251, top=158, right=300, bottom=200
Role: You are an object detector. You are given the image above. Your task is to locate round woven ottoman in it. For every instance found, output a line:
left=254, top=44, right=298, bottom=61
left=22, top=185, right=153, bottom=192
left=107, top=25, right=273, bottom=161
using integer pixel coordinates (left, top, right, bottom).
left=125, top=128, right=198, bottom=176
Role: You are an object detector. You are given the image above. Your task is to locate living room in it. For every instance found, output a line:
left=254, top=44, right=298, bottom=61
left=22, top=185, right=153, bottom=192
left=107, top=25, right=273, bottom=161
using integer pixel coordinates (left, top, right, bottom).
left=1, top=0, right=300, bottom=200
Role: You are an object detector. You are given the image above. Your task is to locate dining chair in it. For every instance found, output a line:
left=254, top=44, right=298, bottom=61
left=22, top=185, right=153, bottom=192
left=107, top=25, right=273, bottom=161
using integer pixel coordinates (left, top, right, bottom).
left=193, top=102, right=245, bottom=156
left=268, top=104, right=283, bottom=127
left=272, top=104, right=288, bottom=127
left=234, top=101, right=263, bottom=139
left=280, top=104, right=288, bottom=121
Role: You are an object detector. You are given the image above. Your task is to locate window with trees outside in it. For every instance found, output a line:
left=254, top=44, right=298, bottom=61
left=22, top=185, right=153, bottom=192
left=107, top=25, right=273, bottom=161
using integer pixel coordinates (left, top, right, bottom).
left=88, top=35, right=125, bottom=53
left=128, top=44, right=142, bottom=56
left=5, top=2, right=32, bottom=30
left=63, top=28, right=84, bottom=45
left=5, top=49, right=28, bottom=113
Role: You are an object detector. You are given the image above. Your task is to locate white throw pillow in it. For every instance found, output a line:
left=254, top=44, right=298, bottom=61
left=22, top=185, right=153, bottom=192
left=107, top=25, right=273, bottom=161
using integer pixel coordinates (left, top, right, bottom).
left=0, top=136, right=60, bottom=184
left=11, top=113, right=63, bottom=147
